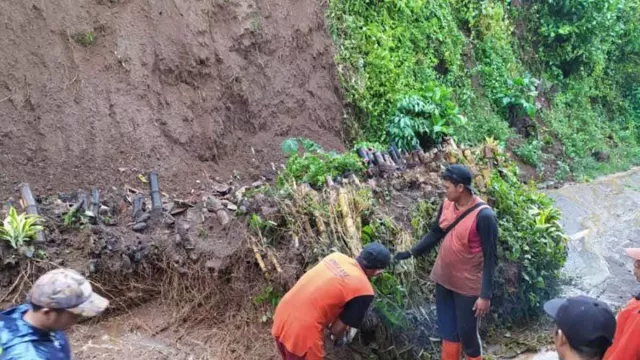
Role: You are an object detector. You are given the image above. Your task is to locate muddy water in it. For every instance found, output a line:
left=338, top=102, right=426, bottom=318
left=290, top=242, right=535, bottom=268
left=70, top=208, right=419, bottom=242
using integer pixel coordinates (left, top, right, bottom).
left=513, top=168, right=640, bottom=360
left=547, top=168, right=640, bottom=308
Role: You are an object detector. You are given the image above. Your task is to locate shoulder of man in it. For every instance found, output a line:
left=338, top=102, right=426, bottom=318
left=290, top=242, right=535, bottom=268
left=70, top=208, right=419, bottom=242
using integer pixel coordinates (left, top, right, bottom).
left=476, top=206, right=496, bottom=220
left=0, top=339, right=70, bottom=360
left=0, top=306, right=71, bottom=360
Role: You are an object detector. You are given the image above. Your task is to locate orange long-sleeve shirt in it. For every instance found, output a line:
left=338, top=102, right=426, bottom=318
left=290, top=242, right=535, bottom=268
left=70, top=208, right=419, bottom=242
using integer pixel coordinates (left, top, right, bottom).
left=604, top=298, right=640, bottom=360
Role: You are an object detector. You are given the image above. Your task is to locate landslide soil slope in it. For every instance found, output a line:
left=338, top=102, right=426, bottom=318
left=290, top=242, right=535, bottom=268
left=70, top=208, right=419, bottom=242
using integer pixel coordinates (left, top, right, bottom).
left=0, top=0, right=345, bottom=198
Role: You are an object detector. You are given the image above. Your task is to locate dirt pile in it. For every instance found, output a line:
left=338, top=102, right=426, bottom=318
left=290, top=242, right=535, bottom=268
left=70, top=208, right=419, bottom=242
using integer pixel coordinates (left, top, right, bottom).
left=0, top=0, right=345, bottom=198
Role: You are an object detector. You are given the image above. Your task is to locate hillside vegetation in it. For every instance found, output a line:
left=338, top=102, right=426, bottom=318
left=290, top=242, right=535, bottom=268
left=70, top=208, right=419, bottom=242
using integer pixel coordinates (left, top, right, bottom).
left=328, top=0, right=640, bottom=181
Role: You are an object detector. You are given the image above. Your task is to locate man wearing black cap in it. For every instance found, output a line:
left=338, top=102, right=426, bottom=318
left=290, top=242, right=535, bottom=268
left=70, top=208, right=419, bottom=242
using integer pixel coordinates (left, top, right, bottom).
left=544, top=296, right=616, bottom=360
left=271, top=242, right=391, bottom=360
left=395, top=164, right=498, bottom=360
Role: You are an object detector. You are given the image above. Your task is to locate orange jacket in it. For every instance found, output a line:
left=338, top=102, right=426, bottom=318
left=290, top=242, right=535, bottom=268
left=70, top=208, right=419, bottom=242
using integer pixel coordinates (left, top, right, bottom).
left=271, top=253, right=373, bottom=360
left=604, top=298, right=640, bottom=359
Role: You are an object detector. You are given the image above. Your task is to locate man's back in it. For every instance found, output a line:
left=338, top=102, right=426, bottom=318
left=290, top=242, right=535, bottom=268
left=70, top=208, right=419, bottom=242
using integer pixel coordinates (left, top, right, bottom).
left=0, top=304, right=71, bottom=360
left=271, top=252, right=374, bottom=359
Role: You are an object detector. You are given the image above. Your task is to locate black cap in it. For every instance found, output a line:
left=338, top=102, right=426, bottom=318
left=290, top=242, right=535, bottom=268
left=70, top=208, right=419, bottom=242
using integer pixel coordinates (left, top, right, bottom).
left=544, top=296, right=616, bottom=349
left=358, top=242, right=391, bottom=270
left=442, top=164, right=474, bottom=193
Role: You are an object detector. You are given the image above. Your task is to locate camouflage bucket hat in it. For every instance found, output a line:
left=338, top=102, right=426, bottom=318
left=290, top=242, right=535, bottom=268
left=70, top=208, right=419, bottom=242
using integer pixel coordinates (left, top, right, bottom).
left=27, top=268, right=109, bottom=317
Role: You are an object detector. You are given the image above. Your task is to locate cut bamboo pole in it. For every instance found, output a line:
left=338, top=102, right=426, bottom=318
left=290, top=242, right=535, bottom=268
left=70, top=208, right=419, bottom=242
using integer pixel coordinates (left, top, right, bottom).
left=132, top=194, right=144, bottom=221
left=337, top=188, right=361, bottom=256
left=148, top=171, right=162, bottom=212
left=268, top=250, right=283, bottom=273
left=90, top=188, right=100, bottom=223
left=251, top=239, right=269, bottom=278
left=18, top=183, right=45, bottom=243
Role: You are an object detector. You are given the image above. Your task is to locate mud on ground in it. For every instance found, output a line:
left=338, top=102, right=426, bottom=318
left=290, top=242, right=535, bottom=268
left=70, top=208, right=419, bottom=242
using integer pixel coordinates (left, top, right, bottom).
left=0, top=0, right=345, bottom=198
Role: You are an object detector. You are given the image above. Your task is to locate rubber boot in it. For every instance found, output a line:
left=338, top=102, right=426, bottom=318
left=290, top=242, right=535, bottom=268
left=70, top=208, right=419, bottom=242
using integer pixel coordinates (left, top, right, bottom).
left=441, top=340, right=462, bottom=360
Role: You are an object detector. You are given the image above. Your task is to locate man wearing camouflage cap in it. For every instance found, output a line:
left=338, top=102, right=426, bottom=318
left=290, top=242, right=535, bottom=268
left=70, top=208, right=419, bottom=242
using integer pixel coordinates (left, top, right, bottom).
left=0, top=268, right=109, bottom=359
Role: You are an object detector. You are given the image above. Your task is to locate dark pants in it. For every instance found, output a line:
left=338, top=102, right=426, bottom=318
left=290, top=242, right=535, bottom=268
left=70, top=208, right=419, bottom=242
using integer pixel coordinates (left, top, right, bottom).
left=436, top=284, right=482, bottom=357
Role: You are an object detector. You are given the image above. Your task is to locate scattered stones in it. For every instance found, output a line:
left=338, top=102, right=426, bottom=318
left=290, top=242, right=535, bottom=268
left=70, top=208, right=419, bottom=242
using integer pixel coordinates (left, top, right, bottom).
left=251, top=180, right=264, bottom=188
left=260, top=206, right=278, bottom=217
left=206, top=196, right=223, bottom=212
left=99, top=205, right=110, bottom=216
left=217, top=210, right=231, bottom=226
left=212, top=182, right=232, bottom=195
left=226, top=202, right=238, bottom=211
left=88, top=259, right=98, bottom=273
left=136, top=212, right=151, bottom=224
left=120, top=254, right=132, bottom=270
left=162, top=213, right=175, bottom=226
left=235, top=186, right=247, bottom=202
left=132, top=222, right=148, bottom=232
left=205, top=259, right=218, bottom=270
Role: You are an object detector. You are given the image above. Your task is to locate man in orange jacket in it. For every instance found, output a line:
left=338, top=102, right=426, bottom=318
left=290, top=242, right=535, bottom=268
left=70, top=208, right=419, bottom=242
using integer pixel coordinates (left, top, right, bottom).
left=271, top=242, right=391, bottom=360
left=603, top=248, right=640, bottom=359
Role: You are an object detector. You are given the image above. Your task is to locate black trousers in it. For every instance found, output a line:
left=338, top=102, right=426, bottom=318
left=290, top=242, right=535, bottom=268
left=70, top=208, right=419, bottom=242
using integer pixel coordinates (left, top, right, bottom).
left=435, top=283, right=482, bottom=357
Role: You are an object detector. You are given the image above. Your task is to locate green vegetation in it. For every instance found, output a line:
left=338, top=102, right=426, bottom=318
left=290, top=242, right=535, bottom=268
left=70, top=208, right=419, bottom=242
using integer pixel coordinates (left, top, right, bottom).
left=488, top=164, right=568, bottom=320
left=256, top=141, right=567, bottom=349
left=254, top=285, right=282, bottom=323
left=63, top=208, right=90, bottom=228
left=387, top=87, right=466, bottom=151
left=329, top=0, right=640, bottom=180
left=74, top=31, right=96, bottom=47
left=278, top=138, right=365, bottom=189
left=0, top=207, right=42, bottom=253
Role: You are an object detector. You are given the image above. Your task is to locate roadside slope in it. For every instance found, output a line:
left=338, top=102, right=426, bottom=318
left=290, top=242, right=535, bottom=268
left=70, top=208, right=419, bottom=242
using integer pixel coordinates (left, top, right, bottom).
left=0, top=0, right=345, bottom=197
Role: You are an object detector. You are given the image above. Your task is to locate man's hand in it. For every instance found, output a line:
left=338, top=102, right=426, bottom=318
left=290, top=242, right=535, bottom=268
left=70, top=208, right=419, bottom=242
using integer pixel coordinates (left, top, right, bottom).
left=473, top=297, right=490, bottom=318
left=394, top=251, right=412, bottom=261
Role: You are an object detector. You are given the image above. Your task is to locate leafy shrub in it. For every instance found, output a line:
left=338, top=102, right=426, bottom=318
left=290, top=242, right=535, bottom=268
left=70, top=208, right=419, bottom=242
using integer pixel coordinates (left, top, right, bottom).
left=497, top=74, right=539, bottom=120
left=531, top=0, right=624, bottom=77
left=488, top=166, right=568, bottom=320
left=387, top=88, right=466, bottom=151
left=278, top=138, right=365, bottom=189
left=328, top=0, right=466, bottom=142
left=1, top=207, right=43, bottom=250
left=514, top=138, right=543, bottom=167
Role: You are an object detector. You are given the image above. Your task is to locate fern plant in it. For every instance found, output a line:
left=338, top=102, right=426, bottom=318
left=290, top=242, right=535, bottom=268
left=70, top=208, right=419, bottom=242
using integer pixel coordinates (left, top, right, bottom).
left=0, top=207, right=43, bottom=249
left=387, top=85, right=466, bottom=151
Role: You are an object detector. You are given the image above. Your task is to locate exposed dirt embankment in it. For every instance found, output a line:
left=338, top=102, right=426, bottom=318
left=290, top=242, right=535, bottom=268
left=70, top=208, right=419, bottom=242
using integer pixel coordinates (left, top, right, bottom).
left=0, top=0, right=345, bottom=197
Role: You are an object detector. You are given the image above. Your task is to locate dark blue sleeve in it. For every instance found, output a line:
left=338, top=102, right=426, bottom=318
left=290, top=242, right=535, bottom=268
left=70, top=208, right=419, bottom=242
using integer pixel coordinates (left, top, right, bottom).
left=339, top=295, right=374, bottom=328
left=477, top=207, right=498, bottom=299
left=410, top=203, right=445, bottom=256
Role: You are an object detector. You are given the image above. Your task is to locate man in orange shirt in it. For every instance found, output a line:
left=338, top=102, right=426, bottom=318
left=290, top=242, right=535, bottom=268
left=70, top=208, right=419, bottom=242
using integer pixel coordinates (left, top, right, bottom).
left=603, top=248, right=640, bottom=359
left=271, top=242, right=391, bottom=360
left=395, top=165, right=498, bottom=360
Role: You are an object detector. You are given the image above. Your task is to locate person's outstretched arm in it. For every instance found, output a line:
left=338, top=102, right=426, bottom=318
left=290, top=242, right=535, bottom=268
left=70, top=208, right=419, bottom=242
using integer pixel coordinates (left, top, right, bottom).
left=396, top=204, right=444, bottom=260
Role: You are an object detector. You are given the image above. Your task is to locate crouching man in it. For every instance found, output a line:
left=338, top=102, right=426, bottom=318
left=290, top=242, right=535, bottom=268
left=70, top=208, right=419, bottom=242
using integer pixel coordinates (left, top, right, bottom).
left=0, top=268, right=109, bottom=359
left=271, top=242, right=391, bottom=360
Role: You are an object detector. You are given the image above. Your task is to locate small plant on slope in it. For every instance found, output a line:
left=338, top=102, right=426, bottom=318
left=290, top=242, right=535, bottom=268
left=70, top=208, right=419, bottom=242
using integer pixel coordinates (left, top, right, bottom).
left=0, top=207, right=43, bottom=250
left=74, top=31, right=96, bottom=47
